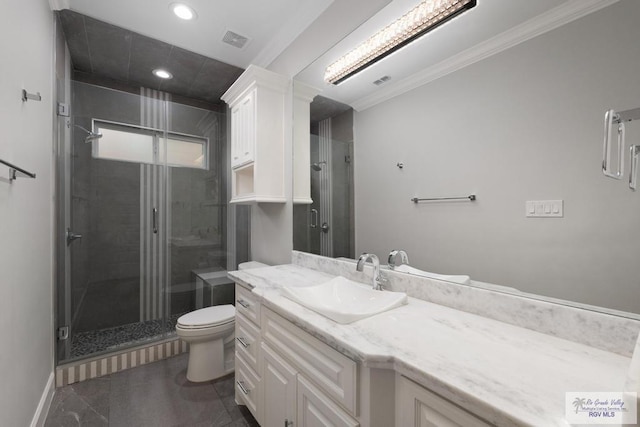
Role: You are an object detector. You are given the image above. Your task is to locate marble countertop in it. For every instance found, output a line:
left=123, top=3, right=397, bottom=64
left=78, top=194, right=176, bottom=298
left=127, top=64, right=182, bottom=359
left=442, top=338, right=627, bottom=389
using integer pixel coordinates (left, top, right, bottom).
left=228, top=264, right=632, bottom=427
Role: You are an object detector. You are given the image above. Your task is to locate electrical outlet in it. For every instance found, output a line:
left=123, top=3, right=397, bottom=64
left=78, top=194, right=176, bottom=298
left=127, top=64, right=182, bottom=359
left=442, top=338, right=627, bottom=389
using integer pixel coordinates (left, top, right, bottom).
left=526, top=200, right=563, bottom=218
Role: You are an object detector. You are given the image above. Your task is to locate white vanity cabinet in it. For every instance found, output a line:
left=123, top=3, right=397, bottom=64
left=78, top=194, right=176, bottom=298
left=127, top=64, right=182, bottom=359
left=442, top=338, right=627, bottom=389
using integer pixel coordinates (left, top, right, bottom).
left=233, top=284, right=359, bottom=427
left=261, top=342, right=297, bottom=426
left=233, top=284, right=491, bottom=427
left=230, top=88, right=255, bottom=169
left=221, top=65, right=289, bottom=204
left=260, top=339, right=359, bottom=427
left=297, top=375, right=359, bottom=427
left=396, top=375, right=491, bottom=427
left=234, top=285, right=263, bottom=423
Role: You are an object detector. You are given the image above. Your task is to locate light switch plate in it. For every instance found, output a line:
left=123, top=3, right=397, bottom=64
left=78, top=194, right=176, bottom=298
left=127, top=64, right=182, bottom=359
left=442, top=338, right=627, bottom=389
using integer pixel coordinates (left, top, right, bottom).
left=526, top=200, right=563, bottom=218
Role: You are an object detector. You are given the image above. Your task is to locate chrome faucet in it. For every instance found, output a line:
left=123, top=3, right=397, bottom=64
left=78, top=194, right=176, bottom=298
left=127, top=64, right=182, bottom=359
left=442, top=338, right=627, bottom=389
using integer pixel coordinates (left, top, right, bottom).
left=356, top=253, right=385, bottom=290
left=387, top=250, right=409, bottom=270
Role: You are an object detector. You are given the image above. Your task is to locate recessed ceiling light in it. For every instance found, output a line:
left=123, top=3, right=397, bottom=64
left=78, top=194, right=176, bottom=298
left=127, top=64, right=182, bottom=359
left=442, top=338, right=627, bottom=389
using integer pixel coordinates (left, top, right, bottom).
left=170, top=3, right=197, bottom=20
left=153, top=68, right=173, bottom=79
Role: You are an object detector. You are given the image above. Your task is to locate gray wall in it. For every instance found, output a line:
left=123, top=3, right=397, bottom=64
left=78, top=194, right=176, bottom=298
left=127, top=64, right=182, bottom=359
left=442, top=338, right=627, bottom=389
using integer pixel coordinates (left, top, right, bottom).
left=0, top=0, right=55, bottom=425
left=354, top=0, right=640, bottom=314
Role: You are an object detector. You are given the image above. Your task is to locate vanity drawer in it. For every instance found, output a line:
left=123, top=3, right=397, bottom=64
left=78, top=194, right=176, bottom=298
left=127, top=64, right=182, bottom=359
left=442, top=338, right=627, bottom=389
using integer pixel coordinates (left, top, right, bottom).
left=235, top=312, right=261, bottom=373
left=396, top=375, right=491, bottom=427
left=235, top=284, right=260, bottom=325
left=235, top=353, right=262, bottom=423
left=262, top=307, right=357, bottom=415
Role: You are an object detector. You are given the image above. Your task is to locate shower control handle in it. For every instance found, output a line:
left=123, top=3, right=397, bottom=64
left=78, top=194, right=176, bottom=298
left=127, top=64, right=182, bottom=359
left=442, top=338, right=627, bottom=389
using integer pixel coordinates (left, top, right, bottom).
left=66, top=228, right=82, bottom=245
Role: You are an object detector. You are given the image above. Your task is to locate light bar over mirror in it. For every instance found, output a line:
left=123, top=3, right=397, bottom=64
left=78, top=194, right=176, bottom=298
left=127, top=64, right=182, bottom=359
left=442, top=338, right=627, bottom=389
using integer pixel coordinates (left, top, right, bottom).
left=324, top=0, right=477, bottom=85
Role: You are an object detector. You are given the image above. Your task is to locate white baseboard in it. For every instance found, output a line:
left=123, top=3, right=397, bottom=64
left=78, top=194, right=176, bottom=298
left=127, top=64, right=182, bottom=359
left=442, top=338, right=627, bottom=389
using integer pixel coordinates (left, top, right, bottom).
left=30, top=372, right=55, bottom=427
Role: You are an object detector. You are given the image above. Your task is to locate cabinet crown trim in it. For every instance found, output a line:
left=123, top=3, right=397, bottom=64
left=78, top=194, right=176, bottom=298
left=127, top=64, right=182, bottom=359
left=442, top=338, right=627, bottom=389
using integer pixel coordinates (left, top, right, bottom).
left=222, top=64, right=289, bottom=106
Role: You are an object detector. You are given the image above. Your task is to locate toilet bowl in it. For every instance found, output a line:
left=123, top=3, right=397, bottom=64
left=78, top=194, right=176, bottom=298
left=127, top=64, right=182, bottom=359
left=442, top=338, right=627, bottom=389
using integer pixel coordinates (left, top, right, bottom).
left=176, top=304, right=235, bottom=382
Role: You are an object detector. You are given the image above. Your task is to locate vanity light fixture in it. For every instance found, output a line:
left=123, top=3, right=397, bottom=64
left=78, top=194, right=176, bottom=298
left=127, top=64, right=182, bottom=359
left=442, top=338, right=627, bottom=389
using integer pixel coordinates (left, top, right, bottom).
left=152, top=68, right=173, bottom=79
left=324, top=0, right=476, bottom=85
left=170, top=3, right=197, bottom=20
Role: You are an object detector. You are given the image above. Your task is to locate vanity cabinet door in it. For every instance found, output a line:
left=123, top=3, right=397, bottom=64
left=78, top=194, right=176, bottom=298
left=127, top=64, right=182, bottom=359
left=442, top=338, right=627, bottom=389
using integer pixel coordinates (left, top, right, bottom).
left=396, top=376, right=490, bottom=427
left=262, top=342, right=297, bottom=427
left=262, top=308, right=357, bottom=414
left=297, top=375, right=359, bottom=427
left=230, top=89, right=256, bottom=169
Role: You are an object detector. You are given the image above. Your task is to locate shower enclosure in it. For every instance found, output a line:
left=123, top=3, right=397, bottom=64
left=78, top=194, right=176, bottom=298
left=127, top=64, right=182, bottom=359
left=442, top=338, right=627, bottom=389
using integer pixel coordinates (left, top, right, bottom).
left=55, top=80, right=246, bottom=364
left=293, top=112, right=354, bottom=258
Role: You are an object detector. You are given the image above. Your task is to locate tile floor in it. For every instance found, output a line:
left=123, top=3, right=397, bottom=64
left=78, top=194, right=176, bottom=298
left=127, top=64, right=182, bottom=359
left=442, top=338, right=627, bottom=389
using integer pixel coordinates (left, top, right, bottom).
left=45, top=353, right=259, bottom=427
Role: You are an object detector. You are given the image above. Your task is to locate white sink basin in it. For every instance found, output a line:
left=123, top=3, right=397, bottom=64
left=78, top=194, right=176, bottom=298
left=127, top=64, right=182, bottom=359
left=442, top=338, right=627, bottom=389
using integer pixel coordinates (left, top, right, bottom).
left=394, top=264, right=471, bottom=285
left=282, top=276, right=408, bottom=324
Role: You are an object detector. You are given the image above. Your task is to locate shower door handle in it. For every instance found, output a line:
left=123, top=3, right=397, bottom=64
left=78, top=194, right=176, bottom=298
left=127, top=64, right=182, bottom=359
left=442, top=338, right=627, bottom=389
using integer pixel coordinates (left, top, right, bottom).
left=152, top=208, right=158, bottom=234
left=66, top=228, right=82, bottom=245
left=310, top=208, right=318, bottom=228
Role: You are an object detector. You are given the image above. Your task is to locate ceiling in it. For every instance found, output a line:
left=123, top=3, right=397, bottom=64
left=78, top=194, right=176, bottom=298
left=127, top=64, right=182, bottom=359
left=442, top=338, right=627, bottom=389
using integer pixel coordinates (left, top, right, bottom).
left=59, top=0, right=335, bottom=70
left=56, top=0, right=335, bottom=106
left=59, top=10, right=245, bottom=105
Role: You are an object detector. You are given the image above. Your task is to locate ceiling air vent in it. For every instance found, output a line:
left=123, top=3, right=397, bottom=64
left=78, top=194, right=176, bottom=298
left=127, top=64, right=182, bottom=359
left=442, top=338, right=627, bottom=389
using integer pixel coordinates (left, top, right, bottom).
left=373, top=76, right=391, bottom=86
left=222, top=30, right=249, bottom=49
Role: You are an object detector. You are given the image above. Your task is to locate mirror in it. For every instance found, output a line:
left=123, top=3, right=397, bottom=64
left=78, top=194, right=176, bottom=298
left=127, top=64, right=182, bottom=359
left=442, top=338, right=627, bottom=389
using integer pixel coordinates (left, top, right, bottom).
left=292, top=0, right=640, bottom=317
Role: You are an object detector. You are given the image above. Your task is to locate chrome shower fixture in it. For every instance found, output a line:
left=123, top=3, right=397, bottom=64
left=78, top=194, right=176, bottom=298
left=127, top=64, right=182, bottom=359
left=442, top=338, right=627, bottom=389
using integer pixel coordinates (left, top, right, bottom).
left=311, top=161, right=326, bottom=171
left=74, top=125, right=103, bottom=143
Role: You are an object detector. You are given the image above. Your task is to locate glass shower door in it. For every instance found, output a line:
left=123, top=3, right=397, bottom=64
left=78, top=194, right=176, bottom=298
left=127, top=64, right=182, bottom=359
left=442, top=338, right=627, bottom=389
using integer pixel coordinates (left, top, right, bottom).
left=57, top=82, right=171, bottom=363
left=294, top=132, right=354, bottom=258
left=163, top=100, right=233, bottom=323
left=56, top=82, right=236, bottom=365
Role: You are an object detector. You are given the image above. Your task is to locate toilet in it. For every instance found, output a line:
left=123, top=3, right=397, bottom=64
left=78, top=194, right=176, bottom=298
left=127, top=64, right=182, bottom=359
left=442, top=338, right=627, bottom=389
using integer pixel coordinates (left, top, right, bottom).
left=176, top=304, right=236, bottom=382
left=176, top=261, right=269, bottom=382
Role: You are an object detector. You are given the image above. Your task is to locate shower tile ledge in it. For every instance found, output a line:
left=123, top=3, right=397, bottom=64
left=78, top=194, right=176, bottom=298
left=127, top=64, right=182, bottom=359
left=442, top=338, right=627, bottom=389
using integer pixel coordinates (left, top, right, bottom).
left=228, top=264, right=635, bottom=427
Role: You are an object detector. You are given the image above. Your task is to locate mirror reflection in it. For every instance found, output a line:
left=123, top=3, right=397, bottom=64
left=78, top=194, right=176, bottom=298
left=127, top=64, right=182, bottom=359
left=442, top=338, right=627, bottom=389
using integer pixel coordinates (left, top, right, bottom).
left=293, top=0, right=640, bottom=316
left=293, top=97, right=355, bottom=258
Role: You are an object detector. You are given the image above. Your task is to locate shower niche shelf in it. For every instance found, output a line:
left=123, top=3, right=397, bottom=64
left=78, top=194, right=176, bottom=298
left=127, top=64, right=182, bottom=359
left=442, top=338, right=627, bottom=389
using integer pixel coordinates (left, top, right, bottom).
left=222, top=65, right=288, bottom=204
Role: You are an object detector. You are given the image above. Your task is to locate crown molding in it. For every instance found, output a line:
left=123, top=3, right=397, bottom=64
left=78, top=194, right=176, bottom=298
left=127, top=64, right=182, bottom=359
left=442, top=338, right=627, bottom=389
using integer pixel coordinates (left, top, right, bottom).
left=253, top=0, right=335, bottom=71
left=48, top=0, right=70, bottom=11
left=351, top=0, right=620, bottom=112
left=221, top=65, right=289, bottom=105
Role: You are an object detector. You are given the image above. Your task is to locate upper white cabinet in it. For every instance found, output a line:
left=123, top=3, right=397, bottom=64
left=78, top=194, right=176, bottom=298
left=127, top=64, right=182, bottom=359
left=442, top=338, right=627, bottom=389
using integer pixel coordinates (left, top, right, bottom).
left=230, top=89, right=256, bottom=168
left=222, top=65, right=289, bottom=204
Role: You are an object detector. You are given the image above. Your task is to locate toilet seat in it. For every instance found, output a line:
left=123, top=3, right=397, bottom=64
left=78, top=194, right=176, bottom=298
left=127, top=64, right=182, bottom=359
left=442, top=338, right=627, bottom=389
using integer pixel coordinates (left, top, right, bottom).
left=177, top=305, right=235, bottom=329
